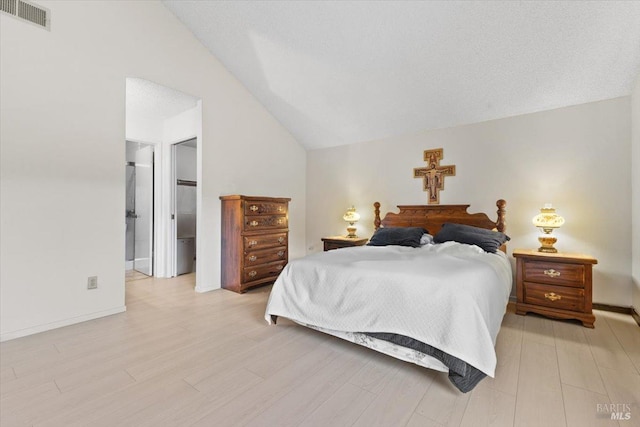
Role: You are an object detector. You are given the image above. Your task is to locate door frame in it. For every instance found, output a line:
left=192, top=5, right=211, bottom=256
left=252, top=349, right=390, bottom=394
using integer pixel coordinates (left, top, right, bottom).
left=169, top=136, right=198, bottom=278
left=126, top=139, right=160, bottom=276
left=134, top=142, right=154, bottom=276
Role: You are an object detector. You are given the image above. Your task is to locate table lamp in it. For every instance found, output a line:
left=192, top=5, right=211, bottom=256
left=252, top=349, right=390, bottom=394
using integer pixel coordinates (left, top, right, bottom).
left=532, top=204, right=565, bottom=253
left=343, top=206, right=360, bottom=238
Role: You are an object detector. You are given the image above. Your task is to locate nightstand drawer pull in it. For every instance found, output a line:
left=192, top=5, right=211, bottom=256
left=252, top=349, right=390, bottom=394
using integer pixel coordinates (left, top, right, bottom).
left=248, top=255, right=257, bottom=262
left=544, top=269, right=561, bottom=278
left=249, top=205, right=259, bottom=212
left=248, top=240, right=258, bottom=247
left=278, top=237, right=284, bottom=243
left=249, top=220, right=259, bottom=227
left=277, top=250, right=284, bottom=257
left=544, top=292, right=562, bottom=302
left=248, top=270, right=257, bottom=278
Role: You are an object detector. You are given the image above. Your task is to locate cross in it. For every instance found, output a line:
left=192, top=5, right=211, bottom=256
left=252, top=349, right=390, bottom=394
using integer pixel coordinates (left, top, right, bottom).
left=413, top=148, right=456, bottom=204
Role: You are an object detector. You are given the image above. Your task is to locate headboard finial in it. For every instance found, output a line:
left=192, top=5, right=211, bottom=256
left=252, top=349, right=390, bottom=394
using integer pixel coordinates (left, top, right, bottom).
left=374, top=202, right=381, bottom=230
left=496, top=199, right=507, bottom=233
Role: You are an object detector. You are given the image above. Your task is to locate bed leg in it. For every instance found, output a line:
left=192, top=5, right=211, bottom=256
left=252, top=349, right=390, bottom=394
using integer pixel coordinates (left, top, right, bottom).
left=271, top=315, right=278, bottom=325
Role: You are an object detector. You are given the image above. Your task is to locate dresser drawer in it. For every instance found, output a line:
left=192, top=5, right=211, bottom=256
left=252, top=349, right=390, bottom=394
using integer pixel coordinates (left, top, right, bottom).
left=523, top=260, right=585, bottom=287
left=524, top=282, right=585, bottom=312
left=243, top=261, right=286, bottom=283
left=244, top=201, right=288, bottom=216
left=244, top=233, right=287, bottom=251
left=244, top=215, right=287, bottom=231
left=244, top=247, right=287, bottom=265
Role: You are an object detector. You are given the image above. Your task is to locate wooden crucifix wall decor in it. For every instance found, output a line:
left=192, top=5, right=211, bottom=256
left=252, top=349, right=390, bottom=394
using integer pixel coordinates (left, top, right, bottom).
left=413, top=148, right=456, bottom=204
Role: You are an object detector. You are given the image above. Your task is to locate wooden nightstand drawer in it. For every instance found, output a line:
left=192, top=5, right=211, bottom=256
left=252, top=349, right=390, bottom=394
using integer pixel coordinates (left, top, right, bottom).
left=524, top=282, right=585, bottom=312
left=321, top=236, right=368, bottom=251
left=324, top=241, right=352, bottom=251
left=523, top=260, right=585, bottom=288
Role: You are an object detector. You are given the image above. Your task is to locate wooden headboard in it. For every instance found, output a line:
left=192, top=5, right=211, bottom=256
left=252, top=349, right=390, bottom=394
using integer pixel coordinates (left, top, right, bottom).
left=373, top=199, right=506, bottom=235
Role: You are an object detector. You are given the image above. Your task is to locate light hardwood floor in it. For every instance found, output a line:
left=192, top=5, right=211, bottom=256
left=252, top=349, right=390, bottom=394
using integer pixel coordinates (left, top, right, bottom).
left=1, top=273, right=639, bottom=427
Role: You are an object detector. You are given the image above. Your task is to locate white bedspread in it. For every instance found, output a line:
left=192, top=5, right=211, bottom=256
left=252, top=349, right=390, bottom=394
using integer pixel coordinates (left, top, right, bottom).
left=264, top=241, right=512, bottom=377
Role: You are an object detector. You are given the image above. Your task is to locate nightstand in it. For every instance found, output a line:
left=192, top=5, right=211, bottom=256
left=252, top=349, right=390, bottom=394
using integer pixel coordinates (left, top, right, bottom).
left=321, top=236, right=368, bottom=251
left=513, top=249, right=597, bottom=328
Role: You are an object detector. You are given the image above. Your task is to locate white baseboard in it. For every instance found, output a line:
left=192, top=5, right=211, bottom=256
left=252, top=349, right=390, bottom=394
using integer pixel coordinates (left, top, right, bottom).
left=0, top=305, right=127, bottom=342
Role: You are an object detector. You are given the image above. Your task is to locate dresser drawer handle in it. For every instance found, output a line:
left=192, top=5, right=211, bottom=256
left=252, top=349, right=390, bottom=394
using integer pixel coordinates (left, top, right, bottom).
left=249, top=205, right=259, bottom=212
left=278, top=237, right=285, bottom=243
left=544, top=292, right=562, bottom=302
left=248, top=240, right=258, bottom=247
left=277, top=265, right=284, bottom=271
left=277, top=218, right=284, bottom=225
left=248, top=270, right=257, bottom=278
left=249, top=220, right=259, bottom=227
left=544, top=269, right=561, bottom=278
left=248, top=255, right=257, bottom=262
left=277, top=250, right=284, bottom=257
left=278, top=206, right=284, bottom=212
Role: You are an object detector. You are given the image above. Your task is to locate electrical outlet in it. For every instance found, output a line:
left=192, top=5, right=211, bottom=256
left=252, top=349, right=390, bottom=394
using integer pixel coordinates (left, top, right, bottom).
left=87, top=276, right=98, bottom=290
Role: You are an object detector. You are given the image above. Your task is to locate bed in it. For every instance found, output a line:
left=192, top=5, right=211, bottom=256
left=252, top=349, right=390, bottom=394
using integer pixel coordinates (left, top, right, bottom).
left=264, top=200, right=511, bottom=392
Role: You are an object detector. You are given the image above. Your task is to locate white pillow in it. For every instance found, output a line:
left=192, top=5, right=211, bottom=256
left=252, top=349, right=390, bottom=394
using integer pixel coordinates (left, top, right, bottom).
left=420, top=233, right=434, bottom=245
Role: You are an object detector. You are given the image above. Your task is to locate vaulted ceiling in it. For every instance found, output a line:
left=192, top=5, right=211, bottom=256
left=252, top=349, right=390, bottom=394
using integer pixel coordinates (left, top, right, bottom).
left=163, top=1, right=640, bottom=150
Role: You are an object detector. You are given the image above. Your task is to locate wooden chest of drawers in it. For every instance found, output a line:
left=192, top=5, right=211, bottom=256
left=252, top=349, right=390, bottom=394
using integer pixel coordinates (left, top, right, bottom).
left=513, top=249, right=597, bottom=328
left=220, top=195, right=290, bottom=293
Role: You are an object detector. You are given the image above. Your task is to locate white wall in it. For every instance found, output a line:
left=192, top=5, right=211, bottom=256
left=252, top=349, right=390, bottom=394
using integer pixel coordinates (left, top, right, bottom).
left=0, top=1, right=306, bottom=341
left=176, top=145, right=197, bottom=181
left=126, top=115, right=164, bottom=146
left=632, top=74, right=640, bottom=314
left=307, top=97, right=632, bottom=306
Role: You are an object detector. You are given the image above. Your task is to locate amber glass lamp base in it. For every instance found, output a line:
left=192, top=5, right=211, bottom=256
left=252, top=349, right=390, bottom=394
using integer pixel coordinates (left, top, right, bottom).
left=538, top=234, right=558, bottom=253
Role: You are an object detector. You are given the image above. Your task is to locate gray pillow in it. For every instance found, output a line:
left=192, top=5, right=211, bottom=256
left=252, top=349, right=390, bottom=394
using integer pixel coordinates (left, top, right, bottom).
left=367, top=227, right=429, bottom=248
left=433, top=223, right=510, bottom=253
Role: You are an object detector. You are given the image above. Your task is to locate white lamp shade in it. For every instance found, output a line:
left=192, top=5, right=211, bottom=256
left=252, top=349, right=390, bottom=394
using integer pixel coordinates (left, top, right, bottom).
left=343, top=207, right=360, bottom=224
left=532, top=204, right=565, bottom=230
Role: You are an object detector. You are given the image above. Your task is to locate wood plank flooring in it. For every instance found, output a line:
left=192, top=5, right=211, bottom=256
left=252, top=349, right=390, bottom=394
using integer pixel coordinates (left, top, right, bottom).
left=1, top=273, right=639, bottom=426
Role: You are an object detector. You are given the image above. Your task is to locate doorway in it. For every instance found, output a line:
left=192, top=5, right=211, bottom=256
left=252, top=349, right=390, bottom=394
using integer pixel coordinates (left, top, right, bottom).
left=125, top=77, right=201, bottom=283
left=174, top=138, right=197, bottom=276
left=125, top=141, right=154, bottom=277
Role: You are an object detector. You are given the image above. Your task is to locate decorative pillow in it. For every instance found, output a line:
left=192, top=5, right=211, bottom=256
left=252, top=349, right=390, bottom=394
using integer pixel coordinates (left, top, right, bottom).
left=420, top=233, right=434, bottom=246
left=368, top=227, right=429, bottom=248
left=433, top=223, right=510, bottom=253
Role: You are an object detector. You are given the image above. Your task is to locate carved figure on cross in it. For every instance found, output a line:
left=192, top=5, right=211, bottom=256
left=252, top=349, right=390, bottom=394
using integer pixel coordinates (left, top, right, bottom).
left=413, top=148, right=456, bottom=204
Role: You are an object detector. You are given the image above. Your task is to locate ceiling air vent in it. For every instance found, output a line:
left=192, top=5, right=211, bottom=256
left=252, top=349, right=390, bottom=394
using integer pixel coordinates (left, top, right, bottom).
left=1, top=0, right=50, bottom=30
